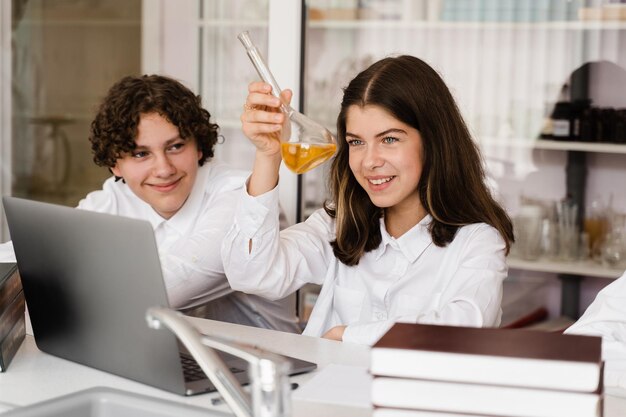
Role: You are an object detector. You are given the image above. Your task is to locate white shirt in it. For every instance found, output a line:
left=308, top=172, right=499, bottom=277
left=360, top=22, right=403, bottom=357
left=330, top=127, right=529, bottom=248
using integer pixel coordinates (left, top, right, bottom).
left=222, top=185, right=507, bottom=345
left=566, top=271, right=626, bottom=388
left=0, top=160, right=299, bottom=333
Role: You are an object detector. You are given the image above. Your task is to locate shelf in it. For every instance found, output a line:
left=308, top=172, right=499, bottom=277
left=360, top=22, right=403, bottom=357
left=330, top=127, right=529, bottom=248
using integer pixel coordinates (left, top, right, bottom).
left=18, top=19, right=140, bottom=27
left=508, top=257, right=624, bottom=279
left=308, top=19, right=626, bottom=31
left=478, top=138, right=626, bottom=154
left=199, top=19, right=268, bottom=28
left=533, top=140, right=626, bottom=153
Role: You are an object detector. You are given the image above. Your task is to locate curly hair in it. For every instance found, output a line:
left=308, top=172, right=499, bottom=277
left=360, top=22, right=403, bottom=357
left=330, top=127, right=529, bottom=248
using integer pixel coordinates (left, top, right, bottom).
left=89, top=74, right=218, bottom=168
left=325, top=55, right=514, bottom=266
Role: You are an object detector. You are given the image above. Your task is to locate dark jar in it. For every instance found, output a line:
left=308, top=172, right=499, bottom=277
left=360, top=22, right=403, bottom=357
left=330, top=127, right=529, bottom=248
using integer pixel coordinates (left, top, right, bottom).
left=551, top=101, right=572, bottom=140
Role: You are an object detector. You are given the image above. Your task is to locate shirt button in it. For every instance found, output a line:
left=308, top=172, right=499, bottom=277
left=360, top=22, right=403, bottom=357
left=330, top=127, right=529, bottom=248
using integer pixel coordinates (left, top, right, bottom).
left=375, top=312, right=386, bottom=320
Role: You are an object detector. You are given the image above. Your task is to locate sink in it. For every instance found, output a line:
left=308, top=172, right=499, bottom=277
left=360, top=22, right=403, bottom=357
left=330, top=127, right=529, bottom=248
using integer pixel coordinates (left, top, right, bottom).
left=2, top=387, right=230, bottom=417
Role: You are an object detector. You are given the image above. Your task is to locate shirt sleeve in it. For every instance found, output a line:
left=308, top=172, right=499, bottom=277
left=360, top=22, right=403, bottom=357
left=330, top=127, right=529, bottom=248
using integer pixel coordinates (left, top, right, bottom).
left=566, top=272, right=626, bottom=362
left=221, top=183, right=334, bottom=301
left=343, top=224, right=507, bottom=346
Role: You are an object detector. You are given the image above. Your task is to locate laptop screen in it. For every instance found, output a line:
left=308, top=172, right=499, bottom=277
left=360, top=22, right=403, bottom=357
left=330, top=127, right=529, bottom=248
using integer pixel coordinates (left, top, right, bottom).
left=3, top=196, right=190, bottom=394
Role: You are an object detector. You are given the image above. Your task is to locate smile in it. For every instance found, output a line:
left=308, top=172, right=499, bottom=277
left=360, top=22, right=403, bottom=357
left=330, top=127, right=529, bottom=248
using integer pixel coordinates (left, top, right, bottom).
left=368, top=176, right=395, bottom=185
left=149, top=178, right=182, bottom=192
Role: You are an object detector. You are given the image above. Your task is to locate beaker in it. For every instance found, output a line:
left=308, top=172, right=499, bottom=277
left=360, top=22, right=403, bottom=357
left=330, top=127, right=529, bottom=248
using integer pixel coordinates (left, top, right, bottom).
left=238, top=31, right=337, bottom=174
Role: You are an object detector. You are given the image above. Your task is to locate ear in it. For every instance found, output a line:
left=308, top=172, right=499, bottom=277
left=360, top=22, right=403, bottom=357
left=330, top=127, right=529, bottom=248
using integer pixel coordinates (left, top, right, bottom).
left=111, top=164, right=122, bottom=178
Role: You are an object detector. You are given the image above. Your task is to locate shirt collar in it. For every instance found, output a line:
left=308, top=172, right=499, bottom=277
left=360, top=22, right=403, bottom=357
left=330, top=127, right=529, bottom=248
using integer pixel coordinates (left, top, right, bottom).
left=374, top=214, right=433, bottom=263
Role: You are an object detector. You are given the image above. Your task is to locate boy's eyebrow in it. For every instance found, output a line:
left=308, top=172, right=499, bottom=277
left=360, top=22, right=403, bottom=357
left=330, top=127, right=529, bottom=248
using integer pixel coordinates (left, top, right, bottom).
left=163, top=135, right=184, bottom=145
left=134, top=135, right=183, bottom=149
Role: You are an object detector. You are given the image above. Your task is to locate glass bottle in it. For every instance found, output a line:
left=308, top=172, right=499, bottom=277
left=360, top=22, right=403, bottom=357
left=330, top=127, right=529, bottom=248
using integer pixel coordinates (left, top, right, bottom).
left=238, top=31, right=337, bottom=174
left=584, top=199, right=607, bottom=260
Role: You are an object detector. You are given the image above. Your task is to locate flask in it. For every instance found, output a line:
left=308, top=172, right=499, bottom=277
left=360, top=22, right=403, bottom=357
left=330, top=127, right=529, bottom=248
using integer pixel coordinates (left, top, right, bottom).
left=238, top=31, right=337, bottom=174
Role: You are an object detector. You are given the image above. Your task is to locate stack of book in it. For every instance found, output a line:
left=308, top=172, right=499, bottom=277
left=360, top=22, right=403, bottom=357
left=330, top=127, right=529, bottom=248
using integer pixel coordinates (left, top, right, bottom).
left=371, top=323, right=603, bottom=417
left=0, top=263, right=25, bottom=371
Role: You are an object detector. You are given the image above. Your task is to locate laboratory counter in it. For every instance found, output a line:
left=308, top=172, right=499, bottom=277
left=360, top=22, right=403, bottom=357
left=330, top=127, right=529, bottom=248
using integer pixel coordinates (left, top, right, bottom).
left=1, top=316, right=626, bottom=417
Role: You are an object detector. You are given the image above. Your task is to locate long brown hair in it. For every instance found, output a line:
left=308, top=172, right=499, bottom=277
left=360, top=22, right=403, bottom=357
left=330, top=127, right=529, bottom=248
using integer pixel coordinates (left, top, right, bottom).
left=325, top=55, right=514, bottom=266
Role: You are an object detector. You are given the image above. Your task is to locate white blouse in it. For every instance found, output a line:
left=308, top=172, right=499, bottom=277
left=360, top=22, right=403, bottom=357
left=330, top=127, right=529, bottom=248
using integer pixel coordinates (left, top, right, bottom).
left=565, top=271, right=626, bottom=389
left=222, top=185, right=508, bottom=345
left=566, top=271, right=626, bottom=360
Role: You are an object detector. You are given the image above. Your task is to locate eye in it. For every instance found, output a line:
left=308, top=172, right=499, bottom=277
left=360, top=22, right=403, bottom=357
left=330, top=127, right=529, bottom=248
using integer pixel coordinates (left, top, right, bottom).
left=382, top=136, right=398, bottom=144
left=132, top=151, right=149, bottom=158
left=167, top=142, right=186, bottom=152
left=347, top=139, right=363, bottom=146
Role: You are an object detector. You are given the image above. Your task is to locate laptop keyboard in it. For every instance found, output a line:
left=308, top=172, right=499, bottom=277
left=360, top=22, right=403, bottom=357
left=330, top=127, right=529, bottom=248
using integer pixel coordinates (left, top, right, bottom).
left=179, top=353, right=246, bottom=382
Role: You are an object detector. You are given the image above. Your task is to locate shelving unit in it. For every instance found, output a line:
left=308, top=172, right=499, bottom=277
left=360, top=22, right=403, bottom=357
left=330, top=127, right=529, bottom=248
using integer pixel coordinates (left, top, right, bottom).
left=308, top=19, right=626, bottom=31
left=199, top=19, right=268, bottom=28
left=301, top=2, right=626, bottom=321
left=533, top=139, right=626, bottom=153
left=508, top=257, right=623, bottom=279
left=479, top=138, right=626, bottom=154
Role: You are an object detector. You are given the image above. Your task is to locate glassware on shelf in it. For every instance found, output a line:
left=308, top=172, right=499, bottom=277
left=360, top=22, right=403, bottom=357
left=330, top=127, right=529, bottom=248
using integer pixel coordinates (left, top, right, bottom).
left=514, top=204, right=545, bottom=261
left=238, top=31, right=337, bottom=174
left=557, top=199, right=580, bottom=261
left=600, top=232, right=624, bottom=268
left=584, top=198, right=608, bottom=260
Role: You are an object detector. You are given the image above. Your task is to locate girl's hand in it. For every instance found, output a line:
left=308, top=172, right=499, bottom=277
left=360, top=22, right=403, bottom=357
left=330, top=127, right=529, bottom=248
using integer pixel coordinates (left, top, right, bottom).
left=241, top=81, right=292, bottom=158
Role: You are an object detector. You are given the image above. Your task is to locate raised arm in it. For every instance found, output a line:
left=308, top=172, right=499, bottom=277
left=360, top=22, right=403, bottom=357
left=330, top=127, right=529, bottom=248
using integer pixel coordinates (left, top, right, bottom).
left=241, top=81, right=292, bottom=197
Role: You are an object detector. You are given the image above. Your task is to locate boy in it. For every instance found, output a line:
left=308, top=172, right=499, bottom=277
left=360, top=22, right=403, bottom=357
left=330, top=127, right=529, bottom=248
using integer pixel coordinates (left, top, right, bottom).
left=0, top=75, right=299, bottom=333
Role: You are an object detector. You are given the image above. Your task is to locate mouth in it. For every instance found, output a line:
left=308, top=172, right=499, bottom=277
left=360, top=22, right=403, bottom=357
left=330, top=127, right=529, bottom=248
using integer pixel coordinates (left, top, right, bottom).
left=149, top=177, right=182, bottom=192
left=368, top=176, right=395, bottom=186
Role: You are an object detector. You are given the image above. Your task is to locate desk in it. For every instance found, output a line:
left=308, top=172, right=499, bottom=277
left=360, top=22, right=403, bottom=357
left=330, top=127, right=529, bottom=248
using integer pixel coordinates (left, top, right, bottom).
left=1, top=317, right=626, bottom=416
left=0, top=316, right=370, bottom=416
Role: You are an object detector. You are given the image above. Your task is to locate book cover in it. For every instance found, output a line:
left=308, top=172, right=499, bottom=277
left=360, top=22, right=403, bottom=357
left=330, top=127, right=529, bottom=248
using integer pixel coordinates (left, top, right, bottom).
left=371, top=323, right=602, bottom=392
left=0, top=291, right=25, bottom=342
left=373, top=408, right=513, bottom=417
left=372, top=377, right=601, bottom=417
left=0, top=263, right=22, bottom=316
left=0, top=316, right=26, bottom=372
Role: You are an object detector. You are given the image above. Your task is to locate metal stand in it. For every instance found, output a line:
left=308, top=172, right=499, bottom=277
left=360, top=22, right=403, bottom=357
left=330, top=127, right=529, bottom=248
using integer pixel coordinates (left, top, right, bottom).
left=559, top=274, right=581, bottom=318
left=560, top=150, right=587, bottom=318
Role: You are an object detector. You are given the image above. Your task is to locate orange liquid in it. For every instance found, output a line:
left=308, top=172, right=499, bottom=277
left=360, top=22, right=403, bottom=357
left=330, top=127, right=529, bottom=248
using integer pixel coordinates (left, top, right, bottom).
left=584, top=218, right=608, bottom=255
left=281, top=142, right=337, bottom=174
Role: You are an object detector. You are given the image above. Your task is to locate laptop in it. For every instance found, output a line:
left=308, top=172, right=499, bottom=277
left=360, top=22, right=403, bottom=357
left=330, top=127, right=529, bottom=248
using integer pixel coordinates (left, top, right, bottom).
left=2, top=196, right=316, bottom=396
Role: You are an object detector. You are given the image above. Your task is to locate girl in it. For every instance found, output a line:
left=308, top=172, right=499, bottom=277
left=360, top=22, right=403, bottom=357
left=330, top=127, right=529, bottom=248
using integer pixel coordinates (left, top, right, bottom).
left=222, top=55, right=514, bottom=345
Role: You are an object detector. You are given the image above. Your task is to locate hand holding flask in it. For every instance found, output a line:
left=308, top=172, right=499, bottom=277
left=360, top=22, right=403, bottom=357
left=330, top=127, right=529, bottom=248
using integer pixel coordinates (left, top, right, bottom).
left=238, top=31, right=336, bottom=174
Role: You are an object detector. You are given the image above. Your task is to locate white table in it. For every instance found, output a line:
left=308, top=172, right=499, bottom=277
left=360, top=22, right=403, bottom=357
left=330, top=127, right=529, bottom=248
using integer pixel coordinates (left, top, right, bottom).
left=0, top=316, right=370, bottom=416
left=2, top=316, right=626, bottom=417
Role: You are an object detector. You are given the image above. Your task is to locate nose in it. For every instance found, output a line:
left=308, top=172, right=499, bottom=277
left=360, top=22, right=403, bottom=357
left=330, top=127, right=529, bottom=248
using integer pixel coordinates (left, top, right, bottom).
left=363, top=143, right=384, bottom=170
left=153, top=153, right=176, bottom=177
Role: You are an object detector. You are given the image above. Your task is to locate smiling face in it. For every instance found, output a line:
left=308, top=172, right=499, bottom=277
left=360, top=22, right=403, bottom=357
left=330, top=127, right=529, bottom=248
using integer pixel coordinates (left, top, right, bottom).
left=346, top=104, right=425, bottom=219
left=110, top=112, right=202, bottom=219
